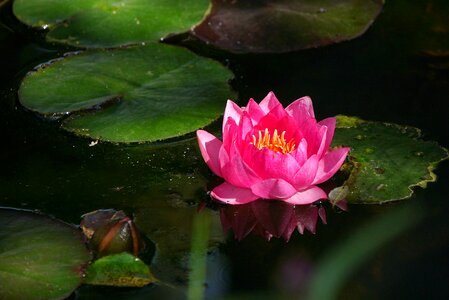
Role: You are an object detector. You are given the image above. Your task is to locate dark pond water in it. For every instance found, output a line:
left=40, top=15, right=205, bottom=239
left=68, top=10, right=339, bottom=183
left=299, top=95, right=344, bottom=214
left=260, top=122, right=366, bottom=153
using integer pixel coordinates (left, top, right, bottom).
left=1, top=1, right=448, bottom=299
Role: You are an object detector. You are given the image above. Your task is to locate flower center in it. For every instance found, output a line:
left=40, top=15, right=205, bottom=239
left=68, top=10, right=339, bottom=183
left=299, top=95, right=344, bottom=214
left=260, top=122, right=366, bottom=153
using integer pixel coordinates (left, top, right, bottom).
left=251, top=128, right=296, bottom=154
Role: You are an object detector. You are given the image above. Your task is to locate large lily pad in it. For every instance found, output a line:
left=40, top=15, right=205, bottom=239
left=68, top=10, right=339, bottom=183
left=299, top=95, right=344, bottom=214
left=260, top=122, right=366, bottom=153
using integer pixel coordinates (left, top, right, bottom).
left=18, top=43, right=235, bottom=143
left=13, top=0, right=209, bottom=48
left=0, top=207, right=91, bottom=300
left=332, top=116, right=449, bottom=204
left=83, top=253, right=157, bottom=287
left=191, top=0, right=384, bottom=53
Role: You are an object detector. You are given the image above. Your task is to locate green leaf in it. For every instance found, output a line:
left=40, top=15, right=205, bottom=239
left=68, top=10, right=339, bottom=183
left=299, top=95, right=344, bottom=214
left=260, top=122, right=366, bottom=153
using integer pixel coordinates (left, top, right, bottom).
left=191, top=0, right=384, bottom=53
left=12, top=0, right=210, bottom=48
left=0, top=208, right=91, bottom=300
left=332, top=116, right=449, bottom=204
left=83, top=253, right=157, bottom=287
left=18, top=43, right=235, bottom=143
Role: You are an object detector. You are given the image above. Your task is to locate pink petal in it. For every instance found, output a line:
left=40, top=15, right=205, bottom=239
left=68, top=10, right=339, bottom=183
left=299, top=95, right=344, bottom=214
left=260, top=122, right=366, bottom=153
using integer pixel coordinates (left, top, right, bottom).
left=239, top=111, right=254, bottom=142
left=298, top=117, right=322, bottom=157
left=222, top=100, right=242, bottom=131
left=211, top=182, right=259, bottom=205
left=259, top=91, right=282, bottom=113
left=245, top=98, right=266, bottom=125
left=255, top=104, right=292, bottom=129
left=315, top=126, right=328, bottom=159
left=292, top=154, right=319, bottom=189
left=318, top=117, right=336, bottom=154
left=222, top=117, right=239, bottom=153
left=277, top=115, right=302, bottom=141
left=283, top=186, right=327, bottom=205
left=218, top=146, right=230, bottom=170
left=196, top=130, right=223, bottom=177
left=313, top=147, right=350, bottom=185
left=285, top=96, right=315, bottom=121
left=221, top=143, right=260, bottom=188
left=251, top=178, right=297, bottom=199
left=292, top=138, right=308, bottom=166
left=243, top=146, right=301, bottom=183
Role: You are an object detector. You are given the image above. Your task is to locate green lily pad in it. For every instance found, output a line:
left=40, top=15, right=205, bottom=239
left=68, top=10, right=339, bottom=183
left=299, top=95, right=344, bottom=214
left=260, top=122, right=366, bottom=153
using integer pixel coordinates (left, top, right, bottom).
left=0, top=207, right=91, bottom=300
left=332, top=116, right=449, bottom=204
left=83, top=252, right=157, bottom=287
left=191, top=0, right=384, bottom=53
left=13, top=0, right=209, bottom=48
left=18, top=43, right=235, bottom=143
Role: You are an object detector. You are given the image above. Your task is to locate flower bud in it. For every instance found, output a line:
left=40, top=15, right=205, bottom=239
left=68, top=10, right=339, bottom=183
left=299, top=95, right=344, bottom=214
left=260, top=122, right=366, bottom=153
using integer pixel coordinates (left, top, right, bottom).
left=80, top=209, right=143, bottom=258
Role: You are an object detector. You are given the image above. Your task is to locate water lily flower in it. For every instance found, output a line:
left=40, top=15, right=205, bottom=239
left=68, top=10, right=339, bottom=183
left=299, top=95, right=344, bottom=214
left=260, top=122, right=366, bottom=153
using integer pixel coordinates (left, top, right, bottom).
left=197, top=92, right=350, bottom=205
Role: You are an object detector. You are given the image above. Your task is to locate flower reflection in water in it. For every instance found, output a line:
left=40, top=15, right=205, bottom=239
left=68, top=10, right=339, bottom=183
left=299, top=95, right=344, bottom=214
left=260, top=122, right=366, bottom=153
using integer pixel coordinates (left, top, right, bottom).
left=219, top=200, right=335, bottom=241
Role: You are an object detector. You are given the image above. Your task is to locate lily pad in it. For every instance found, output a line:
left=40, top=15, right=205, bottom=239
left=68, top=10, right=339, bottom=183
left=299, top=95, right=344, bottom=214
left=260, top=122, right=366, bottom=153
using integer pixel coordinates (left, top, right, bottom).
left=18, top=43, right=235, bottom=143
left=332, top=116, right=449, bottom=204
left=83, top=252, right=157, bottom=287
left=13, top=0, right=209, bottom=48
left=0, top=207, right=91, bottom=300
left=191, top=0, right=384, bottom=53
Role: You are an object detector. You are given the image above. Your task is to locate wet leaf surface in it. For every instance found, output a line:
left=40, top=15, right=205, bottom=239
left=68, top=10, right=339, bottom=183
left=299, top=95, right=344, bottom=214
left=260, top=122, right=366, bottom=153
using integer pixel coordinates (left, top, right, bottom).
left=13, top=0, right=209, bottom=48
left=0, top=208, right=91, bottom=300
left=332, top=116, right=449, bottom=203
left=18, top=43, right=235, bottom=143
left=191, top=0, right=384, bottom=53
left=83, top=252, right=157, bottom=287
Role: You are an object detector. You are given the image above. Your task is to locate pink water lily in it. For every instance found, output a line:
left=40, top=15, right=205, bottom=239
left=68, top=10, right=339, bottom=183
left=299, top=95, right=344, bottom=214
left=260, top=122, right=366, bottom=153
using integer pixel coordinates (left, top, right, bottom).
left=197, top=92, right=350, bottom=205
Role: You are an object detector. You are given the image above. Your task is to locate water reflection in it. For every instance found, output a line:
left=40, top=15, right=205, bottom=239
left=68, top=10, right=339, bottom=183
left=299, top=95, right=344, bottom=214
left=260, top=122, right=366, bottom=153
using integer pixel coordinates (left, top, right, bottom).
left=219, top=200, right=329, bottom=241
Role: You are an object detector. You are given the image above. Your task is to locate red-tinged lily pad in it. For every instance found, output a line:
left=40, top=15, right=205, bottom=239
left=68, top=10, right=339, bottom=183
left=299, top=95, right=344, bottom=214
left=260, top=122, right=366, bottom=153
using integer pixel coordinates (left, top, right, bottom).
left=18, top=43, right=235, bottom=143
left=0, top=207, right=91, bottom=300
left=12, top=0, right=209, bottom=48
left=332, top=116, right=449, bottom=204
left=191, top=0, right=384, bottom=53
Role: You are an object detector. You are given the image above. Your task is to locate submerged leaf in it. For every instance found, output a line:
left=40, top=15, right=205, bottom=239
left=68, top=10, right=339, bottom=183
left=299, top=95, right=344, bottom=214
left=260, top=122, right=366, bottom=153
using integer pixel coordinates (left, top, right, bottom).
left=332, top=116, right=449, bottom=204
left=13, top=0, right=209, bottom=48
left=18, top=43, right=235, bottom=143
left=0, top=208, right=91, bottom=300
left=83, top=252, right=157, bottom=287
left=191, top=0, right=384, bottom=53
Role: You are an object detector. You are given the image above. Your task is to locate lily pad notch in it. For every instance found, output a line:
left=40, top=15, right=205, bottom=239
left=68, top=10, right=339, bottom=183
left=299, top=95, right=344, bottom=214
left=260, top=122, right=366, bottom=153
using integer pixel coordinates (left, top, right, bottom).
left=18, top=43, right=236, bottom=143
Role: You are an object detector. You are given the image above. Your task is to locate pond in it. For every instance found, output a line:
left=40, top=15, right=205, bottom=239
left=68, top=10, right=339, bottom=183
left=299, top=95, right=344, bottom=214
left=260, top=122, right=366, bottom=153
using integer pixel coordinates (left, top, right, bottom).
left=1, top=0, right=448, bottom=299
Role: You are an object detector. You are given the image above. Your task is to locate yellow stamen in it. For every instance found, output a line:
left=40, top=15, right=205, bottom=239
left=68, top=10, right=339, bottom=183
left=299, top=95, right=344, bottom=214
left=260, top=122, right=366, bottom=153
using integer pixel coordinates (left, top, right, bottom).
left=250, top=128, right=296, bottom=154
